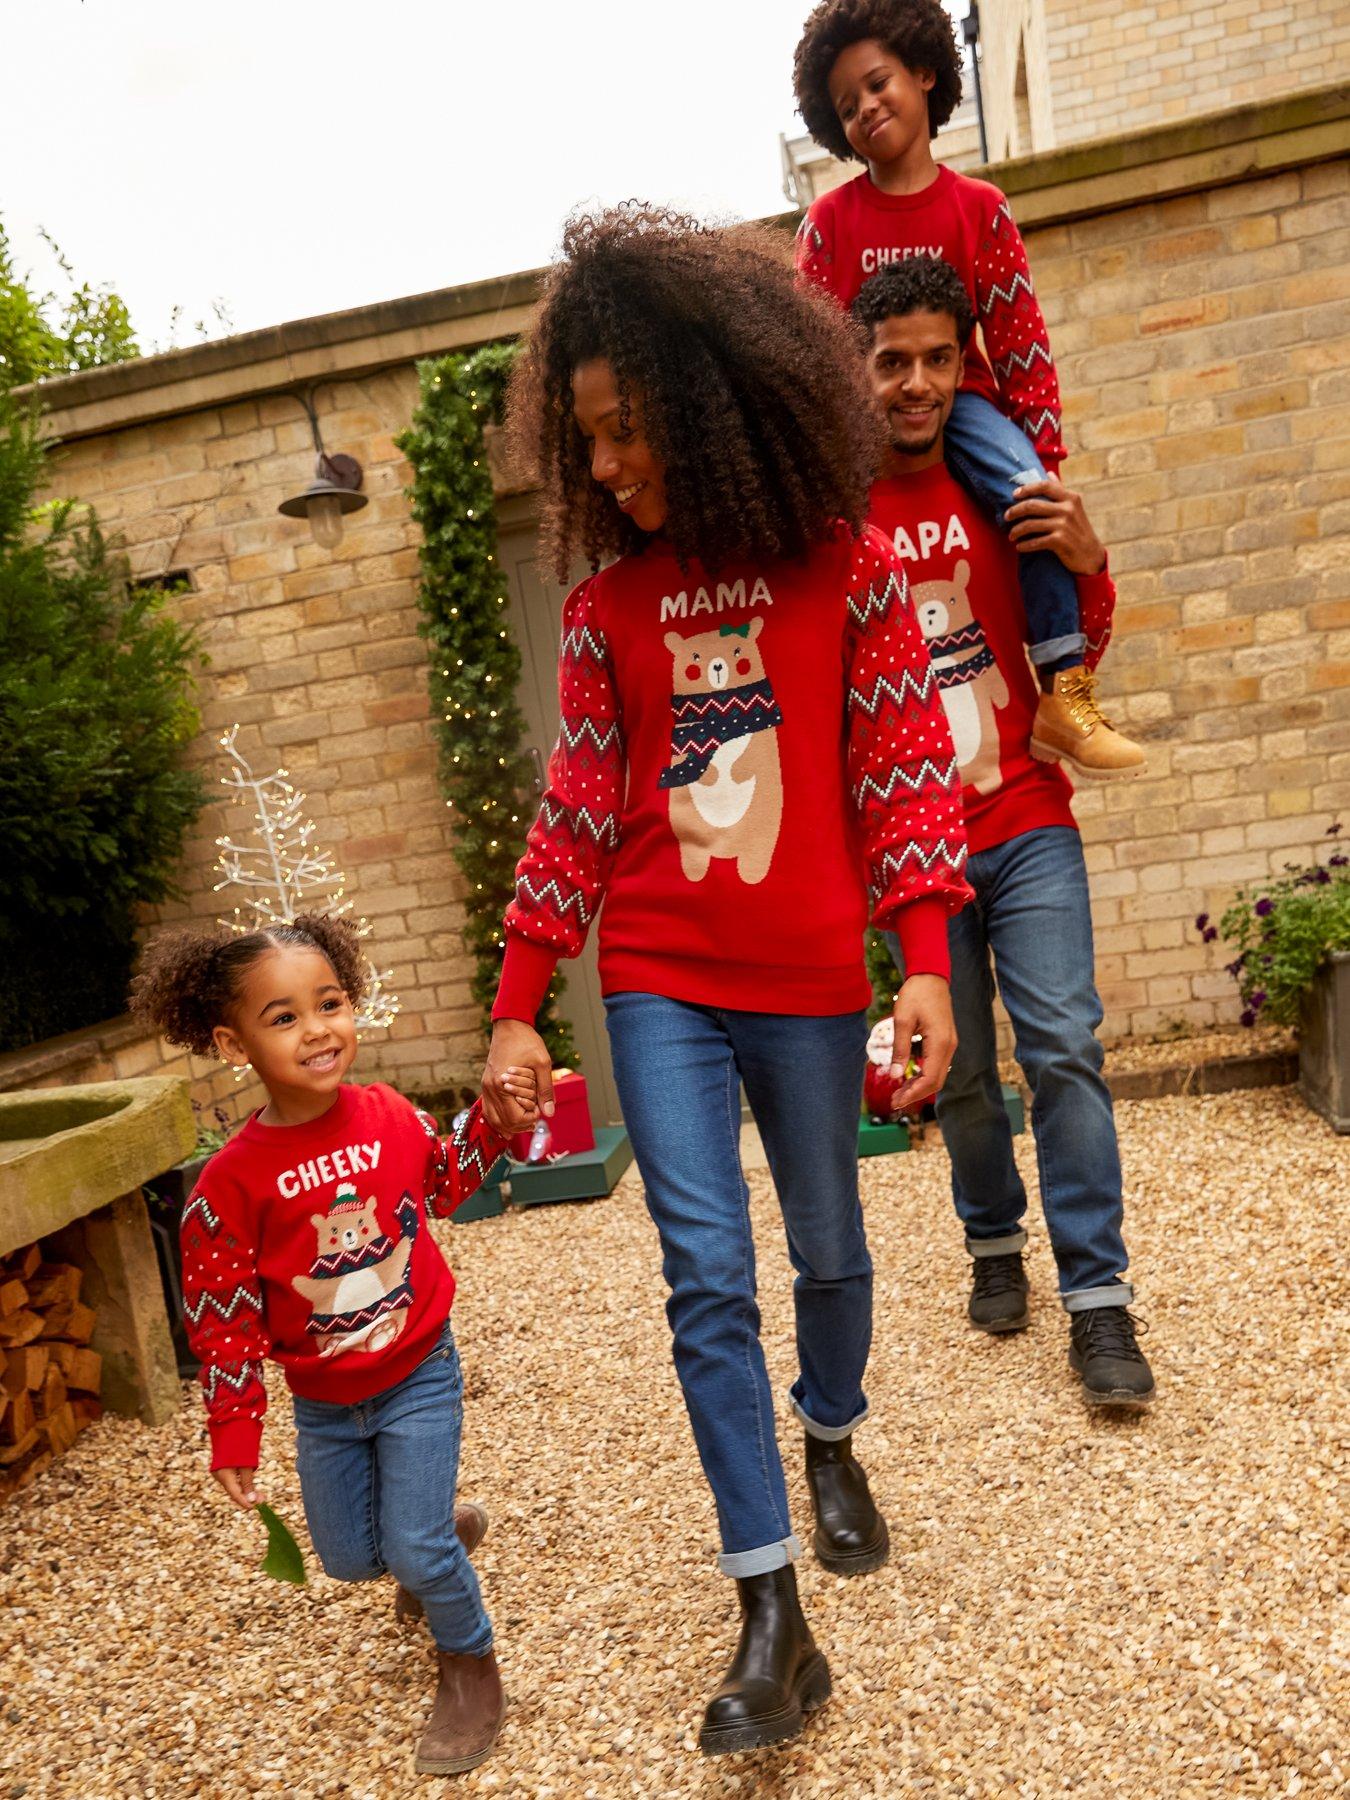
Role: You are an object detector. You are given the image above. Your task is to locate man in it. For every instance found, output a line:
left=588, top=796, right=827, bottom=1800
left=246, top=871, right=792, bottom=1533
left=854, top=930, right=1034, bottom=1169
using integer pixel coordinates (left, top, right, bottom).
left=855, top=254, right=1155, bottom=1408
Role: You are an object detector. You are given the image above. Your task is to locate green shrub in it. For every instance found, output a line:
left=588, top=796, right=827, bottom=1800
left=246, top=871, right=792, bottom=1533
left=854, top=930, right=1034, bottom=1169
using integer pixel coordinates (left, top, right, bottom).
left=0, top=394, right=205, bottom=1052
left=1196, top=825, right=1350, bottom=1028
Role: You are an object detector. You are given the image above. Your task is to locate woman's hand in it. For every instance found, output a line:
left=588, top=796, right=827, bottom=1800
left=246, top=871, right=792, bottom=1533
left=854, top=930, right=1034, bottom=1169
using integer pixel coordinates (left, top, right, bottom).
left=482, top=1019, right=555, bottom=1135
left=214, top=1467, right=263, bottom=1511
left=888, top=973, right=957, bottom=1112
left=1005, top=476, right=1107, bottom=576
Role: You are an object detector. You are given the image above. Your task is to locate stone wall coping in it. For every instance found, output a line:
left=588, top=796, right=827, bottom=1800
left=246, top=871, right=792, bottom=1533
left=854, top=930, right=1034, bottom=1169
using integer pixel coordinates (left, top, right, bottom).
left=22, top=83, right=1347, bottom=446
left=0, top=1076, right=195, bottom=1258
left=0, top=1013, right=147, bottom=1094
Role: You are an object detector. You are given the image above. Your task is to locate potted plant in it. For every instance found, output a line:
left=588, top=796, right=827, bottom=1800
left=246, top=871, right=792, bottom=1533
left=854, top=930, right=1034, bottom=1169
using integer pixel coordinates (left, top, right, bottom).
left=143, top=1105, right=234, bottom=1375
left=1196, top=824, right=1350, bottom=1132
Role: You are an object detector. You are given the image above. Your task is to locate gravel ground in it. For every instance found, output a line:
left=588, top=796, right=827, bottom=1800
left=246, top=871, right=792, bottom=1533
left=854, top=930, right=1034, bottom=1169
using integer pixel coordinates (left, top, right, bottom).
left=1, top=1085, right=1346, bottom=1799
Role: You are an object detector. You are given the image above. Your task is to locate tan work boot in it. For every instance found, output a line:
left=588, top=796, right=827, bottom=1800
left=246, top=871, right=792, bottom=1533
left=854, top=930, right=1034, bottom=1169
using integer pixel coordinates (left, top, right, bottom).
left=415, top=1646, right=505, bottom=1775
left=395, top=1501, right=488, bottom=1630
left=1031, top=667, right=1146, bottom=778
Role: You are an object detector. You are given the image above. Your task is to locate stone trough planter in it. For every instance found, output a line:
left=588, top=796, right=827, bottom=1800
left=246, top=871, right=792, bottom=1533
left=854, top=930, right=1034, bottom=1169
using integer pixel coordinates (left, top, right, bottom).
left=0, top=1078, right=196, bottom=1423
left=1298, top=951, right=1350, bottom=1134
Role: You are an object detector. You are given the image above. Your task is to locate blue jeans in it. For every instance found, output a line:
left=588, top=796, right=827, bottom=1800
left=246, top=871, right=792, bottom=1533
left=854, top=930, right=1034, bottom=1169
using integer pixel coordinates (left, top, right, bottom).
left=888, top=827, right=1131, bottom=1308
left=293, top=1321, right=493, bottom=1656
left=945, top=391, right=1085, bottom=674
left=605, top=993, right=872, bottom=1577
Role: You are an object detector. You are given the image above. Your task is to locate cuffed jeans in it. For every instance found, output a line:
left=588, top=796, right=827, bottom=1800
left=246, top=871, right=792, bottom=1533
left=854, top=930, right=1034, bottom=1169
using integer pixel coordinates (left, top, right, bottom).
left=946, top=391, right=1085, bottom=674
left=888, top=827, right=1132, bottom=1308
left=606, top=992, right=872, bottom=1576
left=293, top=1321, right=493, bottom=1656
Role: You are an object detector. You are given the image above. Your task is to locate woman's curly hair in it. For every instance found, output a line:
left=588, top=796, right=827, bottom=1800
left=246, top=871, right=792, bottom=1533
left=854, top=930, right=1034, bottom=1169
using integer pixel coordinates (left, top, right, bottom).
left=794, top=0, right=964, bottom=162
left=129, top=914, right=369, bottom=1058
left=508, top=202, right=881, bottom=579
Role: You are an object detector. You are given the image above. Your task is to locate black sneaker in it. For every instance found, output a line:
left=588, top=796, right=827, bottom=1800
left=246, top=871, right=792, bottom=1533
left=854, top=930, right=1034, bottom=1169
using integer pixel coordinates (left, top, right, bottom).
left=968, top=1252, right=1031, bottom=1334
left=1068, top=1307, right=1155, bottom=1408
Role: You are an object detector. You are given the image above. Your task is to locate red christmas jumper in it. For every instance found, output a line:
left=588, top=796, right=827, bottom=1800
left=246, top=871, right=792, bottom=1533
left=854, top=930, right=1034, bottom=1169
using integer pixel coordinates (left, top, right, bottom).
left=796, top=165, right=1065, bottom=471
left=493, top=526, right=971, bottom=1026
left=179, top=1082, right=505, bottom=1470
left=866, top=465, right=1116, bottom=855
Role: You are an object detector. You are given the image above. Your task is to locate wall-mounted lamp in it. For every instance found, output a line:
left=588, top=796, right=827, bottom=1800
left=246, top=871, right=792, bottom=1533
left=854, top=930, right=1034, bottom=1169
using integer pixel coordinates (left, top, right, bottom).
left=277, top=388, right=368, bottom=549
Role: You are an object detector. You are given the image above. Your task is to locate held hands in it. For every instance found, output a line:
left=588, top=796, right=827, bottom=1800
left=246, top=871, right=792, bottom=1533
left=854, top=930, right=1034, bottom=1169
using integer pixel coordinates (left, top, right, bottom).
left=482, top=1019, right=555, bottom=1136
left=888, top=973, right=957, bottom=1113
left=1006, top=476, right=1107, bottom=576
left=215, top=1467, right=263, bottom=1511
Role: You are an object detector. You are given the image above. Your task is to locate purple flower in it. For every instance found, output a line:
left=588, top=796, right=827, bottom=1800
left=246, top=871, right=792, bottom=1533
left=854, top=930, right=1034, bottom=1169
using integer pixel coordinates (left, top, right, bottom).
left=1250, top=990, right=1267, bottom=1009
left=1315, top=866, right=1331, bottom=884
left=1262, top=955, right=1273, bottom=966
left=1225, top=958, right=1245, bottom=976
left=1328, top=822, right=1342, bottom=837
left=1195, top=912, right=1210, bottom=932
left=1240, top=1008, right=1256, bottom=1027
left=1255, top=897, right=1274, bottom=917
left=1203, top=926, right=1219, bottom=942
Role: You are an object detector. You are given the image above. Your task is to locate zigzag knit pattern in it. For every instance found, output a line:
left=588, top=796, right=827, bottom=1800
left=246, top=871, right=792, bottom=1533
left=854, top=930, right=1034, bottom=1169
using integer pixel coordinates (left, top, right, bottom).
left=505, top=575, right=624, bottom=962
left=416, top=1103, right=506, bottom=1217
left=180, top=1189, right=268, bottom=1445
left=975, top=197, right=1064, bottom=467
left=844, top=532, right=972, bottom=931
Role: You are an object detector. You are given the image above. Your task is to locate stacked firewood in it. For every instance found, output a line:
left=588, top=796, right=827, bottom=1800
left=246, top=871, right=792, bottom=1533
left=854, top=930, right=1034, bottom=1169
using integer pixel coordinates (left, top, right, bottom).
left=0, top=1244, right=103, bottom=1501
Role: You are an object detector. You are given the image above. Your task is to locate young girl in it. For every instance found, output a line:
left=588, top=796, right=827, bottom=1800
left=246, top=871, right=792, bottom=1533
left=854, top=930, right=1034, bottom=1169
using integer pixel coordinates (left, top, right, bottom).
left=792, top=0, right=1146, bottom=778
left=131, top=913, right=535, bottom=1777
left=480, top=204, right=971, bottom=1756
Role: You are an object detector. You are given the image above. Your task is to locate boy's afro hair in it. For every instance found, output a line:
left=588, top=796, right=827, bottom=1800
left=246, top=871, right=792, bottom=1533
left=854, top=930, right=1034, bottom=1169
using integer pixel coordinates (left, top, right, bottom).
left=794, top=0, right=964, bottom=162
left=129, top=913, right=369, bottom=1058
left=852, top=255, right=975, bottom=347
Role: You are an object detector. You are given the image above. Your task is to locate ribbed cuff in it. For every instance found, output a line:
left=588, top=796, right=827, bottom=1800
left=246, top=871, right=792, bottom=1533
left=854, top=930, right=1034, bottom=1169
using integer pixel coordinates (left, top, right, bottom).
left=209, top=1415, right=263, bottom=1473
left=492, top=935, right=561, bottom=1025
left=894, top=897, right=951, bottom=983
left=1077, top=562, right=1113, bottom=600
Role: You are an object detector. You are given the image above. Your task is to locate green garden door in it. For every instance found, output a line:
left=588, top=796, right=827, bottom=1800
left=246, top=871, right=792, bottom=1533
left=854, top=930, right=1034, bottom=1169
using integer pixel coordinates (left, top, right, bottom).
left=496, top=500, right=623, bottom=1128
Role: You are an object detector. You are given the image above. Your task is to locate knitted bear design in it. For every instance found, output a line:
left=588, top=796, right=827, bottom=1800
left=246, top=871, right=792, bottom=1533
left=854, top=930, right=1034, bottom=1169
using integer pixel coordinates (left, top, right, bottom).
left=290, top=1187, right=418, bottom=1358
left=912, top=559, right=1009, bottom=798
left=658, top=618, right=784, bottom=885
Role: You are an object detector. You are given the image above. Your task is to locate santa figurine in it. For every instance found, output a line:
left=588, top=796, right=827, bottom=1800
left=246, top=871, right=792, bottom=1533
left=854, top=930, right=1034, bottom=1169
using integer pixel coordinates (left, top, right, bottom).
left=863, top=1017, right=922, bottom=1123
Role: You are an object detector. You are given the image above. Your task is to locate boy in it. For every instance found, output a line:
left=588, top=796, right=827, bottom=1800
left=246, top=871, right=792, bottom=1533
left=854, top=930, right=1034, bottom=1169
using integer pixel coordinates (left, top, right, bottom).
left=855, top=253, right=1155, bottom=1408
left=793, top=0, right=1145, bottom=778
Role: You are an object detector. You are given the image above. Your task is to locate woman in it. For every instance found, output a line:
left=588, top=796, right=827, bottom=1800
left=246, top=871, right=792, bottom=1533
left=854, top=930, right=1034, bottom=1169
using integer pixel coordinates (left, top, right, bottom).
left=481, top=205, right=970, bottom=1755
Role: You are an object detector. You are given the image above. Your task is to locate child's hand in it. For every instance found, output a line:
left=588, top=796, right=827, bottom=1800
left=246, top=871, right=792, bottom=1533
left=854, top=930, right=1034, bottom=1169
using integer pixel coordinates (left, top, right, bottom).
left=483, top=1020, right=555, bottom=1133
left=215, top=1467, right=264, bottom=1511
left=500, top=1065, right=539, bottom=1124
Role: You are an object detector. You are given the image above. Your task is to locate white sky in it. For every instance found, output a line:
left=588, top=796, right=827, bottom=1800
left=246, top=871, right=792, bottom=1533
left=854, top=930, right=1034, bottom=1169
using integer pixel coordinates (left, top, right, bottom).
left=0, top=0, right=902, bottom=351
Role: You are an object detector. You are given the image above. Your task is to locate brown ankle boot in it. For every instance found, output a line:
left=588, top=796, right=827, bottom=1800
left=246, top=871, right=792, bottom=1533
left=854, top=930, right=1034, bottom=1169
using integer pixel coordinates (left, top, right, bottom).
left=1031, top=667, right=1146, bottom=778
left=414, top=1646, right=504, bottom=1775
left=396, top=1501, right=488, bottom=1630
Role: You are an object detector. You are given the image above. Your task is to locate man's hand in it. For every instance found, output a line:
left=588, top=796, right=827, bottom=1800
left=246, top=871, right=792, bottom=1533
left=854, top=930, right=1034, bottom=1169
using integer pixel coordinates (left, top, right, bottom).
left=889, top=973, right=957, bottom=1112
left=482, top=1019, right=555, bottom=1135
left=215, top=1467, right=263, bottom=1511
left=1006, top=476, right=1106, bottom=576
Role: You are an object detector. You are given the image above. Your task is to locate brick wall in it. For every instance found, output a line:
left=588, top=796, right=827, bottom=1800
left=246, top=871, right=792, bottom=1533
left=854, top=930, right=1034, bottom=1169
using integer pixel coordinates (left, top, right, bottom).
left=29, top=104, right=1350, bottom=1102
left=1044, top=0, right=1350, bottom=143
left=44, top=369, right=481, bottom=1103
left=1031, top=156, right=1350, bottom=1036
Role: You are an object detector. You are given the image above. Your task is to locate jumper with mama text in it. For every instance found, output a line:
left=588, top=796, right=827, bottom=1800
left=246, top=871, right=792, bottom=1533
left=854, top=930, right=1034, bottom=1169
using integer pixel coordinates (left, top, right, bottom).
left=792, top=0, right=1146, bottom=778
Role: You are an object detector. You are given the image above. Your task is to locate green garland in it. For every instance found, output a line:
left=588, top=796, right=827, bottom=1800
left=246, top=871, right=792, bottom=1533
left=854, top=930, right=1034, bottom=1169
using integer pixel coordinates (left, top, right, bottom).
left=398, top=342, right=575, bottom=1066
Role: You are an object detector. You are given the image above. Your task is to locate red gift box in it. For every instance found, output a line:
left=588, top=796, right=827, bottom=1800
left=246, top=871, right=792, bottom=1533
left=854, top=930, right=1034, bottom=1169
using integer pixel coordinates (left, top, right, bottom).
left=510, top=1068, right=596, bottom=1163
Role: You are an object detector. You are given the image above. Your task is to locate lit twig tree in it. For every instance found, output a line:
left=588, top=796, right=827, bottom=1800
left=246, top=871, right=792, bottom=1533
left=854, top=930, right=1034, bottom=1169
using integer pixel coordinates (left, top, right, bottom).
left=212, top=725, right=399, bottom=1032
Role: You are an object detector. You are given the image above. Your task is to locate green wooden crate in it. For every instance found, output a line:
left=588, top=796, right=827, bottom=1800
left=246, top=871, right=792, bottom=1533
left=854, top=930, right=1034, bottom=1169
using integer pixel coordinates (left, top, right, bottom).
left=1002, top=1082, right=1025, bottom=1136
left=451, top=1154, right=509, bottom=1223
left=506, top=1127, right=634, bottom=1207
left=859, top=1117, right=910, bottom=1157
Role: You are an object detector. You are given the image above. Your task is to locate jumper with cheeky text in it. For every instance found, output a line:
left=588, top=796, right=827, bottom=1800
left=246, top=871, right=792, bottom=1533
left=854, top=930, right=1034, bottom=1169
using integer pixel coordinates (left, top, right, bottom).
left=493, top=524, right=971, bottom=1026
left=179, top=1082, right=505, bottom=1470
left=867, top=466, right=1117, bottom=855
left=796, top=165, right=1065, bottom=470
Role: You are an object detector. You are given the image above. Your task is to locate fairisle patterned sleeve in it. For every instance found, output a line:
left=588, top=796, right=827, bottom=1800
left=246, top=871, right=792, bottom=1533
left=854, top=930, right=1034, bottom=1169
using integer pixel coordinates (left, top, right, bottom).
left=845, top=530, right=971, bottom=971
left=180, top=1183, right=270, bottom=1471
left=415, top=1100, right=507, bottom=1219
left=495, top=575, right=624, bottom=1021
left=973, top=191, right=1065, bottom=470
left=1079, top=565, right=1117, bottom=673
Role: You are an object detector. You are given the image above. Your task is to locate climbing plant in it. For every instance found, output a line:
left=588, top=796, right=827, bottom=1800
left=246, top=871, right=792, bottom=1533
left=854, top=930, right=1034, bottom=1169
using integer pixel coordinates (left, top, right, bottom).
left=398, top=342, right=575, bottom=1065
